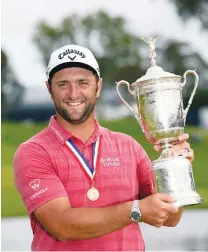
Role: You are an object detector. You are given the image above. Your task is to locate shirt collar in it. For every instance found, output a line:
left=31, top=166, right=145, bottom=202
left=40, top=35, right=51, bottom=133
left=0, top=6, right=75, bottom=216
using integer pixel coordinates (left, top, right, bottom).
left=48, top=115, right=104, bottom=145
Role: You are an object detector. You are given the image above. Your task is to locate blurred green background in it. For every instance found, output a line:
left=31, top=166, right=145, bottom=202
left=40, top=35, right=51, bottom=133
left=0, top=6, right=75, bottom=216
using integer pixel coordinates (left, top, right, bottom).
left=2, top=119, right=208, bottom=217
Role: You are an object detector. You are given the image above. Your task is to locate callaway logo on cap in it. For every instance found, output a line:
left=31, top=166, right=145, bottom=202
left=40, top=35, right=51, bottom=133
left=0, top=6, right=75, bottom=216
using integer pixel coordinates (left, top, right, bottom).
left=46, top=45, right=100, bottom=80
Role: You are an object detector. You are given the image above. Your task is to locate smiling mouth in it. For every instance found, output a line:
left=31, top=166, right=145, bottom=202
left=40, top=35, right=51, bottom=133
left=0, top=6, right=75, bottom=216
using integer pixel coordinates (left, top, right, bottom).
left=67, top=101, right=84, bottom=106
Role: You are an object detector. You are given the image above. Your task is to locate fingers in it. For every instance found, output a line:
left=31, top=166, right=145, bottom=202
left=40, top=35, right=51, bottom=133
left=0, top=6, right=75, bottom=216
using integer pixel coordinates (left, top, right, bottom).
left=140, top=194, right=179, bottom=228
left=153, top=133, right=194, bottom=161
left=162, top=202, right=179, bottom=214
left=154, top=195, right=179, bottom=227
left=157, top=194, right=179, bottom=215
left=154, top=204, right=179, bottom=228
left=153, top=144, right=161, bottom=152
left=154, top=214, right=169, bottom=228
left=178, top=133, right=189, bottom=142
left=183, top=149, right=194, bottom=162
left=170, top=147, right=194, bottom=162
left=171, top=141, right=190, bottom=152
left=156, top=193, right=175, bottom=203
left=153, top=133, right=190, bottom=152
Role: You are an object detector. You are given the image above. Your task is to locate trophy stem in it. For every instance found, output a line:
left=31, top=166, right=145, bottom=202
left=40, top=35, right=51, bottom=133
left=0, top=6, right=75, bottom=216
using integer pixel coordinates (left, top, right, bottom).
left=159, top=140, right=174, bottom=159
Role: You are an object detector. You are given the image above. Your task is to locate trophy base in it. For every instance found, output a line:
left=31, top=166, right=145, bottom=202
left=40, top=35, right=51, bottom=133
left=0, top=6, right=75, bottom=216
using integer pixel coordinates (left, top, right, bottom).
left=172, top=195, right=203, bottom=208
left=152, top=156, right=203, bottom=208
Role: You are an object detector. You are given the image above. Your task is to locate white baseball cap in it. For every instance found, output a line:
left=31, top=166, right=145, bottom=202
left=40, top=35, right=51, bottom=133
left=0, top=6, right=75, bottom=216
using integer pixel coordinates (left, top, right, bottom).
left=46, top=44, right=100, bottom=80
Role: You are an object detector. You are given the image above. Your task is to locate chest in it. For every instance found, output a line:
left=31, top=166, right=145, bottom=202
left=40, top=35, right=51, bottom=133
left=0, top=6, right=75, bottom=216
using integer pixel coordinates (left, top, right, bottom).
left=50, top=140, right=139, bottom=207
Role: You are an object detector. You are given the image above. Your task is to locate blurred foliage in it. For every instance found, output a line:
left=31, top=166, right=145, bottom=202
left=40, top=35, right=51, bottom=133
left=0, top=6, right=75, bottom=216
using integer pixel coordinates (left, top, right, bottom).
left=33, top=10, right=208, bottom=107
left=2, top=2, right=208, bottom=121
left=1, top=50, right=25, bottom=118
left=33, top=11, right=143, bottom=85
left=172, top=0, right=208, bottom=29
left=158, top=40, right=208, bottom=108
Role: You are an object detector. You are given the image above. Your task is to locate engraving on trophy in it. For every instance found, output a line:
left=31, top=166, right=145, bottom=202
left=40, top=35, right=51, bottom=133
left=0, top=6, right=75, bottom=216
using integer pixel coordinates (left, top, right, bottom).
left=116, top=37, right=203, bottom=207
left=137, top=87, right=185, bottom=144
left=188, top=163, right=196, bottom=191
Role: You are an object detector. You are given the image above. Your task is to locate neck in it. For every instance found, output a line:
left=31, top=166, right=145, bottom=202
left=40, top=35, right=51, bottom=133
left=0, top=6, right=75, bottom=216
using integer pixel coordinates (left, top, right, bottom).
left=56, top=113, right=95, bottom=143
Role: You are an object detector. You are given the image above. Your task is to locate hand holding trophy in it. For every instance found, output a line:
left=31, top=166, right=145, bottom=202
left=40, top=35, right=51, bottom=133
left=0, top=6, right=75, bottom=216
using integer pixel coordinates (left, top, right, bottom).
left=116, top=37, right=203, bottom=207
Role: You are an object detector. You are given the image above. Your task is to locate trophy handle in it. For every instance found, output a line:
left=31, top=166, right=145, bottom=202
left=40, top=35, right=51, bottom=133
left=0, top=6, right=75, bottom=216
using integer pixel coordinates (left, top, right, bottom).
left=116, top=80, right=144, bottom=131
left=182, top=70, right=199, bottom=120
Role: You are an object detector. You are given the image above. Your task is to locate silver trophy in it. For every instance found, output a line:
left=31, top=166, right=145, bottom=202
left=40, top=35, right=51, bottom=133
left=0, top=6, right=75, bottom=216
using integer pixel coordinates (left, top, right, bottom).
left=116, top=37, right=203, bottom=207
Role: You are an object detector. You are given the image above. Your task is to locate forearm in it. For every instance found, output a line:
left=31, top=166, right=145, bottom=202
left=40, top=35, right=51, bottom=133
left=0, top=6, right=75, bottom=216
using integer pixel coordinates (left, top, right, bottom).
left=163, top=208, right=183, bottom=227
left=59, top=201, right=133, bottom=240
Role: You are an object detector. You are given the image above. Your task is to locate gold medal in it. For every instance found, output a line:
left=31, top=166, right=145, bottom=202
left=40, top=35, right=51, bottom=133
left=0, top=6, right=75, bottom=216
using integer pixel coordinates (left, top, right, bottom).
left=87, top=187, right=99, bottom=201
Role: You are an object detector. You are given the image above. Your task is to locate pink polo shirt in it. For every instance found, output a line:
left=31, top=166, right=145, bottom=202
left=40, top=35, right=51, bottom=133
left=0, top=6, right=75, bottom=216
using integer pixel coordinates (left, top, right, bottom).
left=14, top=116, right=154, bottom=251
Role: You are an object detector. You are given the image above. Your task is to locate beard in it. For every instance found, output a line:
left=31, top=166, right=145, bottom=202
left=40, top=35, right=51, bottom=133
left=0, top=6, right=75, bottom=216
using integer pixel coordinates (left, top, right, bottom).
left=54, top=98, right=96, bottom=124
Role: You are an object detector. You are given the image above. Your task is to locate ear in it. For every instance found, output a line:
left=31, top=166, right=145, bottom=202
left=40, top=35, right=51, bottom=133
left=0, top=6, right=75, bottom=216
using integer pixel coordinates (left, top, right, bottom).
left=45, top=81, right=53, bottom=99
left=96, top=78, right=102, bottom=99
left=46, top=81, right=51, bottom=92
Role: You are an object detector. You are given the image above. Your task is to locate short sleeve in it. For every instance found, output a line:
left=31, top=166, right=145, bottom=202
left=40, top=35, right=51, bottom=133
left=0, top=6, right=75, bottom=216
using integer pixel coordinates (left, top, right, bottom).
left=132, top=139, right=155, bottom=199
left=137, top=147, right=155, bottom=199
left=13, top=142, right=68, bottom=215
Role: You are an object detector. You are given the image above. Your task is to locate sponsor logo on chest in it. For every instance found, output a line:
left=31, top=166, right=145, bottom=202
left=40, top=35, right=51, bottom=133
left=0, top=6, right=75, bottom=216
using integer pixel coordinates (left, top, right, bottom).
left=100, top=157, right=121, bottom=167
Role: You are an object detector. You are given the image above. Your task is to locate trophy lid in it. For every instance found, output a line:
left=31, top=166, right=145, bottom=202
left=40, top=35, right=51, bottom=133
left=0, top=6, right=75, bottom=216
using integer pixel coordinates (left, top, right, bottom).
left=136, top=37, right=181, bottom=84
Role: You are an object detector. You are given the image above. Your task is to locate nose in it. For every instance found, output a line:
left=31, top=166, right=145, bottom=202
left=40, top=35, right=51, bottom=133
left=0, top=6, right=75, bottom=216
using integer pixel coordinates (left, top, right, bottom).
left=68, top=83, right=80, bottom=99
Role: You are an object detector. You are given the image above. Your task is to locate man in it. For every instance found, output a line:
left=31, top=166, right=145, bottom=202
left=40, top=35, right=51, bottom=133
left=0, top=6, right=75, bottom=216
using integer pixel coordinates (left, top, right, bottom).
left=14, top=45, right=194, bottom=251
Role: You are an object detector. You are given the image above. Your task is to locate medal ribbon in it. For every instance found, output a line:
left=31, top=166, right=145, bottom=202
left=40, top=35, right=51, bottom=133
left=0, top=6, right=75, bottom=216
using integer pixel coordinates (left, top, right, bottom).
left=64, top=137, right=100, bottom=181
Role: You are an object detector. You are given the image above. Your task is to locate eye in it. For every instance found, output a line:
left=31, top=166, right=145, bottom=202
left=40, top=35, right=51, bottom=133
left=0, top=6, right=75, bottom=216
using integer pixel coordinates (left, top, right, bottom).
left=58, top=83, right=66, bottom=87
left=79, top=81, right=89, bottom=86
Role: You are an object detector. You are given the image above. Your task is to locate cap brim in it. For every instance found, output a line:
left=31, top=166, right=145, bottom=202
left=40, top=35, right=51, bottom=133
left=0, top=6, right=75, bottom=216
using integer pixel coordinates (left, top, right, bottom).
left=48, top=62, right=99, bottom=80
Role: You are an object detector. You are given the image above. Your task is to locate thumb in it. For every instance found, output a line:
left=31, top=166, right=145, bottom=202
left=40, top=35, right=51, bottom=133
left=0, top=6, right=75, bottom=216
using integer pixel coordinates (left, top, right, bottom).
left=157, top=193, right=175, bottom=203
left=153, top=144, right=161, bottom=152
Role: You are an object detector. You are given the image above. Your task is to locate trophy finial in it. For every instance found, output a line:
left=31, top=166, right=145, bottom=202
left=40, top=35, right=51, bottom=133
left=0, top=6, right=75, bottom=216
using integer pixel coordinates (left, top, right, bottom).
left=141, top=36, right=158, bottom=67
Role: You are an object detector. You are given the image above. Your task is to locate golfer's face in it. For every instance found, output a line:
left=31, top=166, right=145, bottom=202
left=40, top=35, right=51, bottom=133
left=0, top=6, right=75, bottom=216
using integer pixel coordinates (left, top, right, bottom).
left=49, top=67, right=101, bottom=124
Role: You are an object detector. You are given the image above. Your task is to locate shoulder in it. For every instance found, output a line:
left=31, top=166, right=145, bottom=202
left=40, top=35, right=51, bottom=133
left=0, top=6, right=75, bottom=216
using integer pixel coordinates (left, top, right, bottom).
left=16, top=125, right=56, bottom=150
left=14, top=128, right=53, bottom=165
left=100, top=125, right=150, bottom=163
left=100, top=125, right=143, bottom=150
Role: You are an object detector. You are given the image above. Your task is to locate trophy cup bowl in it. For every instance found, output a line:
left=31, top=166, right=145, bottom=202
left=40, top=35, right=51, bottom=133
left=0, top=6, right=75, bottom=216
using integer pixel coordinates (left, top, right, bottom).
left=116, top=37, right=203, bottom=207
